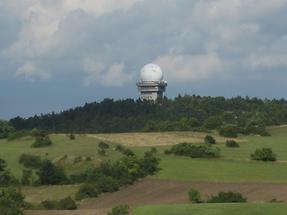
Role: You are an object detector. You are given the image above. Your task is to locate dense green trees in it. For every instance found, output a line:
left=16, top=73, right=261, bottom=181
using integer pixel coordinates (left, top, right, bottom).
left=9, top=95, right=287, bottom=136
left=37, top=160, right=67, bottom=185
left=75, top=149, right=160, bottom=200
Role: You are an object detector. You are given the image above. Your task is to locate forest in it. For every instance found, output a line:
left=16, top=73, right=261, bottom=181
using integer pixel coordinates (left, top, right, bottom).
left=7, top=95, right=287, bottom=137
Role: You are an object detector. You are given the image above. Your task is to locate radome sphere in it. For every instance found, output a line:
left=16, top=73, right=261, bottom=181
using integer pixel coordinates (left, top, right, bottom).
left=140, top=64, right=163, bottom=82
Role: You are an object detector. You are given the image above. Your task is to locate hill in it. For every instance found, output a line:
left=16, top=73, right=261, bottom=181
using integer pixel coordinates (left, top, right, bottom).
left=8, top=95, right=287, bottom=136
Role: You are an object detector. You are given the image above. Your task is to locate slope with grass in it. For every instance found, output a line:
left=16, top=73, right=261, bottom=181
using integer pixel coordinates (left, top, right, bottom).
left=133, top=203, right=287, bottom=215
left=0, top=134, right=121, bottom=178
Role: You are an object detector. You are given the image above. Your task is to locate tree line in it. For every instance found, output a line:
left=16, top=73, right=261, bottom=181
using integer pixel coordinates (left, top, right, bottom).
left=7, top=95, right=287, bottom=135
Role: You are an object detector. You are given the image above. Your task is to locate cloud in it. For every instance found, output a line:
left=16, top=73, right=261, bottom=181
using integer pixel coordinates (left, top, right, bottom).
left=83, top=58, right=132, bottom=86
left=15, top=61, right=50, bottom=81
left=155, top=53, right=222, bottom=82
left=2, top=0, right=287, bottom=86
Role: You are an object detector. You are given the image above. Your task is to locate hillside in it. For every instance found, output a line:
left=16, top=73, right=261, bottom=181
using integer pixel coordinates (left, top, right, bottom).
left=9, top=95, right=287, bottom=136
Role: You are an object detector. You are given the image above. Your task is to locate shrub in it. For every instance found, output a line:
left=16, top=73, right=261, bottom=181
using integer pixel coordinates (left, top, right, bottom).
left=225, top=140, right=239, bottom=148
left=7, top=131, right=30, bottom=141
left=0, top=158, right=18, bottom=186
left=0, top=121, right=15, bottom=139
left=108, top=205, right=130, bottom=215
left=165, top=143, right=220, bottom=158
left=207, top=191, right=247, bottom=203
left=251, top=148, right=277, bottom=161
left=98, top=149, right=107, bottom=156
left=69, top=134, right=75, bottom=140
left=37, top=160, right=67, bottom=185
left=98, top=142, right=110, bottom=150
left=73, top=156, right=83, bottom=164
left=115, top=144, right=124, bottom=152
left=122, top=149, right=135, bottom=157
left=42, top=197, right=77, bottom=210
left=188, top=188, right=201, bottom=203
left=21, top=169, right=32, bottom=185
left=218, top=124, right=239, bottom=137
left=58, top=197, right=77, bottom=210
left=96, top=175, right=119, bottom=193
left=75, top=183, right=99, bottom=200
left=74, top=149, right=160, bottom=200
left=0, top=187, right=25, bottom=215
left=30, top=129, right=48, bottom=138
left=19, top=154, right=42, bottom=169
left=31, top=135, right=52, bottom=148
left=204, top=135, right=216, bottom=144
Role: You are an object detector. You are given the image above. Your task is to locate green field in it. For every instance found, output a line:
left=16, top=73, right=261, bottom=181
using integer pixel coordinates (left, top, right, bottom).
left=153, top=126, right=287, bottom=183
left=155, top=156, right=287, bottom=183
left=133, top=203, right=287, bottom=215
left=2, top=126, right=287, bottom=209
left=0, top=134, right=122, bottom=177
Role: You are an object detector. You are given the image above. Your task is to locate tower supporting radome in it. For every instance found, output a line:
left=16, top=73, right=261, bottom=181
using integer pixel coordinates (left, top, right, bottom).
left=137, top=64, right=167, bottom=101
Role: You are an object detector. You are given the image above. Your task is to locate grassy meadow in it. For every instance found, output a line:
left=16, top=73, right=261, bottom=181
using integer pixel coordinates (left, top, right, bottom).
left=0, top=134, right=122, bottom=178
left=2, top=125, right=287, bottom=212
left=133, top=203, right=287, bottom=215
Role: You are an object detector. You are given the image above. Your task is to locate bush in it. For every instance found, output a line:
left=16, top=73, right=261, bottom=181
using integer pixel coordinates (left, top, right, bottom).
left=225, top=140, right=239, bottom=148
left=30, top=128, right=46, bottom=137
left=122, top=149, right=135, bottom=157
left=204, top=135, right=216, bottom=144
left=188, top=188, right=201, bottom=203
left=0, top=121, right=15, bottom=139
left=58, top=197, right=77, bottom=210
left=207, top=191, right=247, bottom=203
left=21, top=169, right=32, bottom=185
left=42, top=197, right=77, bottom=210
left=218, top=124, right=239, bottom=137
left=7, top=131, right=30, bottom=141
left=74, top=149, right=160, bottom=200
left=75, top=183, right=99, bottom=200
left=0, top=187, right=25, bottom=215
left=98, top=149, right=107, bottom=156
left=37, top=160, right=67, bottom=185
left=98, top=142, right=110, bottom=150
left=0, top=159, right=18, bottom=187
left=31, top=135, right=52, bottom=148
left=115, top=144, right=124, bottom=152
left=69, top=134, right=75, bottom=140
left=251, top=148, right=277, bottom=161
left=165, top=143, right=220, bottom=158
left=19, top=154, right=42, bottom=169
left=96, top=175, right=119, bottom=193
left=108, top=205, right=130, bottom=215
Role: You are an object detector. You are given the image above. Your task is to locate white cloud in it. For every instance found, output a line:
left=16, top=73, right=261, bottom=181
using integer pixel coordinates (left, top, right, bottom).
left=83, top=58, right=132, bottom=86
left=2, top=0, right=287, bottom=85
left=155, top=53, right=222, bottom=82
left=16, top=61, right=50, bottom=81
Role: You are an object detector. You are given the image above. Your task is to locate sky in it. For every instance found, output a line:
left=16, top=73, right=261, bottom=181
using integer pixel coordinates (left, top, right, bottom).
left=1, top=0, right=287, bottom=119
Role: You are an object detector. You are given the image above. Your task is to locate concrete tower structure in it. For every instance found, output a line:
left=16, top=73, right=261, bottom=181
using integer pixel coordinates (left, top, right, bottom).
left=137, top=64, right=167, bottom=101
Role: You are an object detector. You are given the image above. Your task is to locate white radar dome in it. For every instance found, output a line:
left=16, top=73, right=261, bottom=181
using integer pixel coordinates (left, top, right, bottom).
left=140, top=64, right=163, bottom=82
